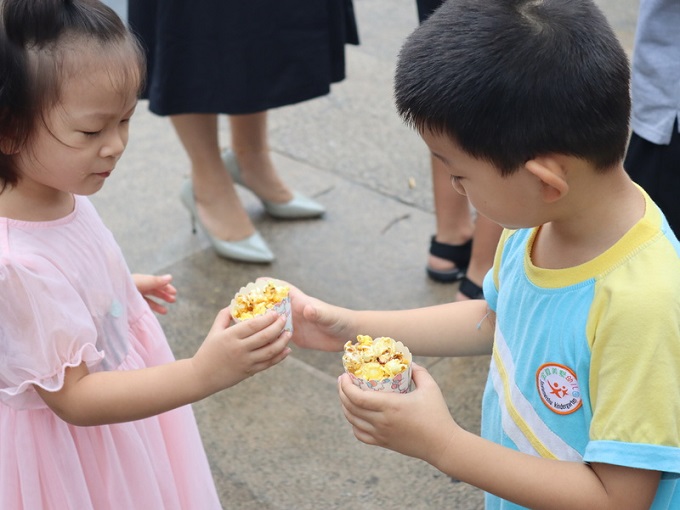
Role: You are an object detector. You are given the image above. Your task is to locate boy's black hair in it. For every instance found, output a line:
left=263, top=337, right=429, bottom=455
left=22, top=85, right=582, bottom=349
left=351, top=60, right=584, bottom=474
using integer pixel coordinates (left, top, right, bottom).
left=395, top=0, right=631, bottom=175
left=0, top=0, right=145, bottom=189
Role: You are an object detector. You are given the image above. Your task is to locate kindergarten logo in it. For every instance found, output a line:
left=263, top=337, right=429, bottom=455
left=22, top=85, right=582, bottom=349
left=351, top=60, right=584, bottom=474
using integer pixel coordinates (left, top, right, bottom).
left=536, top=363, right=582, bottom=415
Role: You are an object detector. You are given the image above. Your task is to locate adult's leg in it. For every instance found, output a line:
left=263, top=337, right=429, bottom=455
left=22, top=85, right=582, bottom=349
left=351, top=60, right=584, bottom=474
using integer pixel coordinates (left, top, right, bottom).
left=171, top=113, right=255, bottom=241
left=428, top=156, right=475, bottom=274
left=456, top=213, right=503, bottom=301
left=229, top=112, right=295, bottom=205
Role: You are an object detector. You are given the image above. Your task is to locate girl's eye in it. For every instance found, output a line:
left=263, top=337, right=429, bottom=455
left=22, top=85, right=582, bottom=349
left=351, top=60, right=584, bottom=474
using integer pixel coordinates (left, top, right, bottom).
left=450, top=175, right=461, bottom=184
left=81, top=130, right=101, bottom=136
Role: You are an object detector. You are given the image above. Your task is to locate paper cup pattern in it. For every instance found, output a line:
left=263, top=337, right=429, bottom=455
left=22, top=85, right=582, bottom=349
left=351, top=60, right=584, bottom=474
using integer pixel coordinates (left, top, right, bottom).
left=342, top=335, right=412, bottom=393
left=230, top=279, right=293, bottom=333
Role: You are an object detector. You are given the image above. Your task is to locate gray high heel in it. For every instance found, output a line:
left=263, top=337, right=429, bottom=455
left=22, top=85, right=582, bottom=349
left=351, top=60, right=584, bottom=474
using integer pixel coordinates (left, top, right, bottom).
left=180, top=180, right=274, bottom=263
left=221, top=148, right=326, bottom=219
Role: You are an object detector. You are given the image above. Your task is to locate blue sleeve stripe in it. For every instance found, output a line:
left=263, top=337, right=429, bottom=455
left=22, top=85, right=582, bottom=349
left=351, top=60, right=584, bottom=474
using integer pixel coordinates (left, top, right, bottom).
left=584, top=440, right=680, bottom=478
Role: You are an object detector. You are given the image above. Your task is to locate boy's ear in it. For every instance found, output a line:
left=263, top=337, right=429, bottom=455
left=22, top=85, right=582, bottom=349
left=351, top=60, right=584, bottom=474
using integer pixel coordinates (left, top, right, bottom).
left=524, top=157, right=568, bottom=203
left=0, top=137, right=20, bottom=155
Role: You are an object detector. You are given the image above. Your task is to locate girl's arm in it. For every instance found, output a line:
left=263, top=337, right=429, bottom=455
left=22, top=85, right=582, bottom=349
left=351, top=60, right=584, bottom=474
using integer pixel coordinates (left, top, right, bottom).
left=339, top=364, right=660, bottom=510
left=35, top=308, right=290, bottom=426
left=290, top=283, right=495, bottom=357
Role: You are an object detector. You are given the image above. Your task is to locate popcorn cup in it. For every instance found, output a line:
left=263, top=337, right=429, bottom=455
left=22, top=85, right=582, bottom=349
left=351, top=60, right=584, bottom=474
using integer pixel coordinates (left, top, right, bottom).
left=342, top=335, right=413, bottom=393
left=230, top=279, right=293, bottom=333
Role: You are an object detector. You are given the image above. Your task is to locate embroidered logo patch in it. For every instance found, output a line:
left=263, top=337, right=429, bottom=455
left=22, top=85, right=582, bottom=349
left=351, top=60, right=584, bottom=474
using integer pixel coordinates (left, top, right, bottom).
left=536, top=363, right=582, bottom=415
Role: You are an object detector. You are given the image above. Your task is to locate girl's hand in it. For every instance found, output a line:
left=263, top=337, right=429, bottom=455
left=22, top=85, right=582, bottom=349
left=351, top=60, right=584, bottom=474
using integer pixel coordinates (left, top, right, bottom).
left=263, top=279, right=351, bottom=352
left=192, top=307, right=291, bottom=393
left=132, top=273, right=177, bottom=315
left=338, top=362, right=459, bottom=465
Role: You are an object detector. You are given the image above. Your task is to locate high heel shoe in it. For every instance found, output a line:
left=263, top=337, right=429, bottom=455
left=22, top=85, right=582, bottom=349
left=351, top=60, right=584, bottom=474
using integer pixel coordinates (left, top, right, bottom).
left=221, top=148, right=326, bottom=219
left=179, top=180, right=275, bottom=263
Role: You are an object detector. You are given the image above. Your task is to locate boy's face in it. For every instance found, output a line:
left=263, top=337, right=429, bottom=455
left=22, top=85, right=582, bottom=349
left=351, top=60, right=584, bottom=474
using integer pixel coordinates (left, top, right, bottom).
left=16, top=49, right=139, bottom=200
left=421, top=129, right=545, bottom=230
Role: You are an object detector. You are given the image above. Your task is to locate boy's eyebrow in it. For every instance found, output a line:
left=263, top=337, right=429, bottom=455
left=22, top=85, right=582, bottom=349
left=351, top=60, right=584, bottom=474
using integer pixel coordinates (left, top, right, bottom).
left=430, top=151, right=449, bottom=165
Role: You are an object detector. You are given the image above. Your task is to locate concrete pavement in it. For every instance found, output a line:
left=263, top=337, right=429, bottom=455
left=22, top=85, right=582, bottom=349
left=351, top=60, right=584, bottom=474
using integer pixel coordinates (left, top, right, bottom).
left=95, top=1, right=639, bottom=508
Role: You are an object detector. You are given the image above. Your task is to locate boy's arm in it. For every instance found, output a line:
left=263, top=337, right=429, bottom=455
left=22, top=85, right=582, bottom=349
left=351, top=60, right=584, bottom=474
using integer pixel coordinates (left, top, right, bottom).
left=355, top=299, right=495, bottom=357
left=290, top=283, right=495, bottom=357
left=339, top=365, right=660, bottom=509
left=437, top=430, right=660, bottom=509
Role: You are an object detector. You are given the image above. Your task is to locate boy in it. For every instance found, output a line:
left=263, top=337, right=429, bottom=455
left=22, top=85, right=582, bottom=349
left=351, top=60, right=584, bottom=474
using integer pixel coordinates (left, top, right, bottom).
left=287, top=0, right=680, bottom=507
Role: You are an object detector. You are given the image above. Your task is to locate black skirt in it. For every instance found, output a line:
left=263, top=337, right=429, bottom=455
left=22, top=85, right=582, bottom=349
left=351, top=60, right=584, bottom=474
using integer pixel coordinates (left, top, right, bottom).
left=128, top=0, right=359, bottom=116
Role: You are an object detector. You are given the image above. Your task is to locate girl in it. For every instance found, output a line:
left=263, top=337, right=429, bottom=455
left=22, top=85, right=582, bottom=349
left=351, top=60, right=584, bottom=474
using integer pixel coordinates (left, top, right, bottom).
left=0, top=1, right=291, bottom=508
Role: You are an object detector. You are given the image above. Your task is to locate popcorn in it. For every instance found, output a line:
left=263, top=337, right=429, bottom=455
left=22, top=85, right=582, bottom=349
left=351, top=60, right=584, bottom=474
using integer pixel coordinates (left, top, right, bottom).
left=230, top=279, right=292, bottom=332
left=342, top=335, right=412, bottom=393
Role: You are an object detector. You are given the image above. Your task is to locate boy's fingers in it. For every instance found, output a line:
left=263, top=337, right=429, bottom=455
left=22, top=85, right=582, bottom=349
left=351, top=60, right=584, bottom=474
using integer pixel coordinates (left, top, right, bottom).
left=338, top=373, right=385, bottom=413
left=410, top=362, right=434, bottom=389
left=302, top=303, right=318, bottom=322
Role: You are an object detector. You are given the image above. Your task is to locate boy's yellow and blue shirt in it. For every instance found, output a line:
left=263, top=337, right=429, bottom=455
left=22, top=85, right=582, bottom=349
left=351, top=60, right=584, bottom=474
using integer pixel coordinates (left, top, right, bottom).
left=482, top=190, right=680, bottom=509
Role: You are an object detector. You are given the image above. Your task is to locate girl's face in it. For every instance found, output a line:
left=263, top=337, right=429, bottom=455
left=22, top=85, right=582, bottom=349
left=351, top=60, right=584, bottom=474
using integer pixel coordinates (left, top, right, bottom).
left=15, top=50, right=139, bottom=202
left=421, top=129, right=546, bottom=230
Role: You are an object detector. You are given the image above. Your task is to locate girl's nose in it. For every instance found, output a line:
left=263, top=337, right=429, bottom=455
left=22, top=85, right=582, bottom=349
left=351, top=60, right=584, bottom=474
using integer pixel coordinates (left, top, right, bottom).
left=101, top=128, right=128, bottom=158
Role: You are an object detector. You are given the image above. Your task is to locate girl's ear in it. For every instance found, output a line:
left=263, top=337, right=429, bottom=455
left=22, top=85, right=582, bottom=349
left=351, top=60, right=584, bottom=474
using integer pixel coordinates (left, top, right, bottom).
left=524, top=157, right=568, bottom=203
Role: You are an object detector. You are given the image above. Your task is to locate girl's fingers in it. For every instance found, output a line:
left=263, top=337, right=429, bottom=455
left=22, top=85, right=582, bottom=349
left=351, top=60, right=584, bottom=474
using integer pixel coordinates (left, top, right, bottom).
left=146, top=299, right=168, bottom=315
left=151, top=288, right=177, bottom=302
left=232, top=312, right=288, bottom=344
left=211, top=307, right=235, bottom=332
left=250, top=329, right=292, bottom=363
left=249, top=345, right=292, bottom=373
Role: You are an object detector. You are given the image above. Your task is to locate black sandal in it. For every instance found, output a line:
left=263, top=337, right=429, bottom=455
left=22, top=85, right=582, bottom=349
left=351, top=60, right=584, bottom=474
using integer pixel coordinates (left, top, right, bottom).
left=458, top=276, right=484, bottom=299
left=426, top=236, right=472, bottom=283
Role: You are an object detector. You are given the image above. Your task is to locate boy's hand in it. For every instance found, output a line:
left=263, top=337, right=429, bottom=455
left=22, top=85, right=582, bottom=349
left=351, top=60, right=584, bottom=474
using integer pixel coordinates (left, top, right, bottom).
left=191, top=307, right=291, bottom=393
left=338, top=363, right=458, bottom=465
left=132, top=273, right=177, bottom=315
left=268, top=279, right=351, bottom=352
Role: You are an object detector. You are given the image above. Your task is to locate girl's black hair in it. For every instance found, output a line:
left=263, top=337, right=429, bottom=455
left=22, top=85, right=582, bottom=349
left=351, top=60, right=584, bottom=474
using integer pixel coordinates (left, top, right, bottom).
left=395, top=0, right=631, bottom=175
left=0, top=0, right=145, bottom=189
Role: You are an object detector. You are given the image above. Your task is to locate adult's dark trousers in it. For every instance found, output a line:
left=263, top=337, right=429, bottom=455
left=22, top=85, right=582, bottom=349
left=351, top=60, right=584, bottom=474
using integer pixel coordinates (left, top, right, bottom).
left=624, top=121, right=680, bottom=238
left=416, top=0, right=444, bottom=22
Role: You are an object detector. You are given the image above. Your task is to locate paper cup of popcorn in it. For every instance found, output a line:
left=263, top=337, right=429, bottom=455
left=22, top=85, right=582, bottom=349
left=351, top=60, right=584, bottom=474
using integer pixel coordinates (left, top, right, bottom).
left=230, top=279, right=292, bottom=333
left=342, top=335, right=412, bottom=393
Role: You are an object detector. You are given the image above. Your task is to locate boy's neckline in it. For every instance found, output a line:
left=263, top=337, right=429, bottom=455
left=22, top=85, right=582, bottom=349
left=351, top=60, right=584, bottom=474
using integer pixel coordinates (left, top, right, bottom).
left=525, top=186, right=658, bottom=285
left=529, top=180, right=647, bottom=270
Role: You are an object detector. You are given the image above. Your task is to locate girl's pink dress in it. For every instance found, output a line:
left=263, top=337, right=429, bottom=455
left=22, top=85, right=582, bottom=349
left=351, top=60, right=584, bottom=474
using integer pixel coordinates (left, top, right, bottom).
left=0, top=196, right=222, bottom=509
